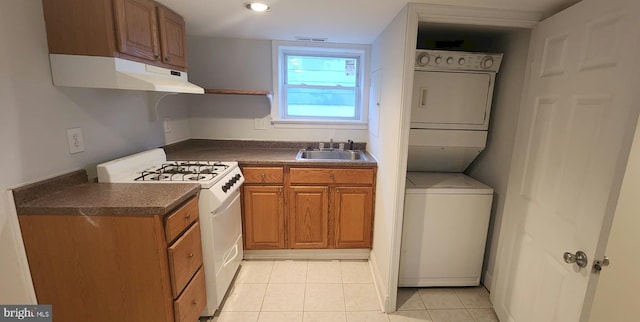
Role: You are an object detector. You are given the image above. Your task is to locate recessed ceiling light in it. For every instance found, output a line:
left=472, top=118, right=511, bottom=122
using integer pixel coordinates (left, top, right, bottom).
left=244, top=2, right=271, bottom=12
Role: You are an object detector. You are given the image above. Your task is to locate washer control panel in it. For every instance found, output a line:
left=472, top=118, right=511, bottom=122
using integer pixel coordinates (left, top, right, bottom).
left=415, top=49, right=503, bottom=72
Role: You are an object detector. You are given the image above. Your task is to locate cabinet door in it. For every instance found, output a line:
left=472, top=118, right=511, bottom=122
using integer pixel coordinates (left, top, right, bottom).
left=288, top=186, right=329, bottom=249
left=242, top=186, right=285, bottom=249
left=334, top=187, right=373, bottom=248
left=157, top=5, right=187, bottom=68
left=113, top=0, right=160, bottom=61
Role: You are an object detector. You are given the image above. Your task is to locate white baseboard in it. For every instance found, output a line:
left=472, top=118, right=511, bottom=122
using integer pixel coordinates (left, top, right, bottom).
left=483, top=269, right=493, bottom=292
left=243, top=249, right=370, bottom=260
left=369, top=251, right=390, bottom=312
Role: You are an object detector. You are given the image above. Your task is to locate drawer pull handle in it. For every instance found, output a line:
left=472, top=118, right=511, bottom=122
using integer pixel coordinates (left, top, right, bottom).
left=261, top=173, right=266, bottom=181
left=192, top=299, right=198, bottom=305
left=329, top=173, right=335, bottom=179
left=188, top=252, right=194, bottom=258
left=184, top=213, right=191, bottom=219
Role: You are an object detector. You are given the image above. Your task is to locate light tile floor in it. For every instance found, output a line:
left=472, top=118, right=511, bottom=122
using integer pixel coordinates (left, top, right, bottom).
left=206, top=260, right=499, bottom=322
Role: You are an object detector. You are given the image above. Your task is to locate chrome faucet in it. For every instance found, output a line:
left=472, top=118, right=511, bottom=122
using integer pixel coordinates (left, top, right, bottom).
left=329, top=138, right=334, bottom=150
left=347, top=139, right=354, bottom=150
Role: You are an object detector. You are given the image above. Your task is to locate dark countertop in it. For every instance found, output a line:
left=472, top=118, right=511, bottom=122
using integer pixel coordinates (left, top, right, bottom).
left=14, top=170, right=200, bottom=216
left=164, top=139, right=378, bottom=167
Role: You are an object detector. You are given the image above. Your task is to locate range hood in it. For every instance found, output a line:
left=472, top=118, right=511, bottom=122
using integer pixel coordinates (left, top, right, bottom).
left=48, top=54, right=204, bottom=94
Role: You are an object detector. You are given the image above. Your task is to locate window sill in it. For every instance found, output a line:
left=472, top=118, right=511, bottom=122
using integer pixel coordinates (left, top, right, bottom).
left=271, top=120, right=368, bottom=130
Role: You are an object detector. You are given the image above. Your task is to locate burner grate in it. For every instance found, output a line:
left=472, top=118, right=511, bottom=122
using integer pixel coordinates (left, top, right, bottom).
left=134, top=161, right=229, bottom=182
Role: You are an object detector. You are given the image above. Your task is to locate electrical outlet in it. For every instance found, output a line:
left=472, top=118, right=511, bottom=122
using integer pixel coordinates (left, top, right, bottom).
left=66, top=127, right=85, bottom=154
left=254, top=116, right=269, bottom=130
left=163, top=118, right=172, bottom=133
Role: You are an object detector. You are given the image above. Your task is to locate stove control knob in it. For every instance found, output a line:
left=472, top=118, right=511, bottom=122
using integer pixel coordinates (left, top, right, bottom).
left=435, top=56, right=443, bottom=64
left=458, top=57, right=466, bottom=65
left=222, top=186, right=228, bottom=192
left=446, top=57, right=454, bottom=64
left=235, top=174, right=241, bottom=180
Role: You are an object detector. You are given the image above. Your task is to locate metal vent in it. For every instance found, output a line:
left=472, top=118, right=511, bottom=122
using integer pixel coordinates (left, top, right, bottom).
left=294, top=36, right=328, bottom=42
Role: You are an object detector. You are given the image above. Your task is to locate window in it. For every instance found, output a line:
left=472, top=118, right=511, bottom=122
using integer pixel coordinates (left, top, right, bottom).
left=272, top=41, right=369, bottom=128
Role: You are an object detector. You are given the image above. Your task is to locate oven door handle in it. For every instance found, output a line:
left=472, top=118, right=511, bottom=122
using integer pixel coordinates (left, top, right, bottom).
left=211, top=190, right=241, bottom=217
left=223, top=243, right=239, bottom=268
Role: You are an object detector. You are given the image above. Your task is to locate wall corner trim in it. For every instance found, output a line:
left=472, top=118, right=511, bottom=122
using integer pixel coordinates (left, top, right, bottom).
left=369, top=250, right=391, bottom=313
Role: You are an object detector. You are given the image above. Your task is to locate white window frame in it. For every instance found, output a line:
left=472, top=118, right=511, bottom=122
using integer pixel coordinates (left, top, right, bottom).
left=271, top=41, right=370, bottom=129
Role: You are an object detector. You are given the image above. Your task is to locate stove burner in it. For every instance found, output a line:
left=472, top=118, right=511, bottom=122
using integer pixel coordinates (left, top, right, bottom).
left=135, top=172, right=171, bottom=181
left=133, top=161, right=230, bottom=182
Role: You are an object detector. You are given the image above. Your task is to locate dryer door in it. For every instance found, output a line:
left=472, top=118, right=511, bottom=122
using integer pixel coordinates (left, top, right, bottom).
left=411, top=71, right=493, bottom=130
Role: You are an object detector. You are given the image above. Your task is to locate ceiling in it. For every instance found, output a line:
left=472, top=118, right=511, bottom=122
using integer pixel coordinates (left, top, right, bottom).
left=157, top=0, right=581, bottom=44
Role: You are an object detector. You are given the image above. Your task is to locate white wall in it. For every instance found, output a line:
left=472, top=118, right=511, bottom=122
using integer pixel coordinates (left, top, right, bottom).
left=0, top=0, right=183, bottom=303
left=160, top=94, right=191, bottom=145
left=185, top=37, right=369, bottom=142
left=368, top=6, right=417, bottom=312
left=465, top=29, right=531, bottom=291
left=588, top=115, right=640, bottom=322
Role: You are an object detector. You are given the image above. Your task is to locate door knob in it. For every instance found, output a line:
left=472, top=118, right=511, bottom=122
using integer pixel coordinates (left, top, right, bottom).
left=564, top=251, right=588, bottom=268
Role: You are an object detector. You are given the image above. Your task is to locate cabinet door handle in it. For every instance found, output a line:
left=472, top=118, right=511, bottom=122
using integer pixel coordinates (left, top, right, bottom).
left=188, top=252, right=194, bottom=258
left=329, top=173, right=335, bottom=179
left=336, top=188, right=340, bottom=193
left=261, top=173, right=266, bottom=181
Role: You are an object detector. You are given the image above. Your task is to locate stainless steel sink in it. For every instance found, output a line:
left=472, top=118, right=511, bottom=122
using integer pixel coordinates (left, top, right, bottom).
left=295, top=149, right=368, bottom=161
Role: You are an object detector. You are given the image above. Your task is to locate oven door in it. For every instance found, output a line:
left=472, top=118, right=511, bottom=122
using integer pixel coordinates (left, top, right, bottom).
left=211, top=190, right=243, bottom=275
left=199, top=188, right=244, bottom=315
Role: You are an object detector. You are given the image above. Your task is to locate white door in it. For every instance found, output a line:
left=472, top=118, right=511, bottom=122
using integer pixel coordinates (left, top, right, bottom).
left=492, top=0, right=640, bottom=321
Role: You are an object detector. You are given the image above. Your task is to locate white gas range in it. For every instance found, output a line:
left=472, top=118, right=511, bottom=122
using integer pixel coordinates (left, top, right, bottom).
left=96, top=148, right=243, bottom=318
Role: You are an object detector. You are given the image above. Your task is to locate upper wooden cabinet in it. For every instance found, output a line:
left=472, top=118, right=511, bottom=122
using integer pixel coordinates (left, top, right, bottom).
left=157, top=4, right=187, bottom=68
left=42, top=0, right=188, bottom=71
left=113, top=0, right=160, bottom=62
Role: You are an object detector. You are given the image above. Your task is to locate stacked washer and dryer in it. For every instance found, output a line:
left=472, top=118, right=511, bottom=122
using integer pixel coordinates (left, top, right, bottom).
left=399, top=50, right=503, bottom=287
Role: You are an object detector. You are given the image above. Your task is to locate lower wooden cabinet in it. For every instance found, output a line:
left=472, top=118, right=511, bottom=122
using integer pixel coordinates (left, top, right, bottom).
left=241, top=166, right=376, bottom=250
left=288, top=186, right=330, bottom=248
left=334, top=186, right=374, bottom=248
left=18, top=196, right=205, bottom=322
left=242, top=185, right=285, bottom=249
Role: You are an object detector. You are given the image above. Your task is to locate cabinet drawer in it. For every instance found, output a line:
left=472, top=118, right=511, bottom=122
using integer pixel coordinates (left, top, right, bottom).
left=166, top=197, right=199, bottom=243
left=168, top=222, right=203, bottom=298
left=290, top=168, right=375, bottom=185
left=243, top=167, right=284, bottom=184
left=174, top=268, right=207, bottom=322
